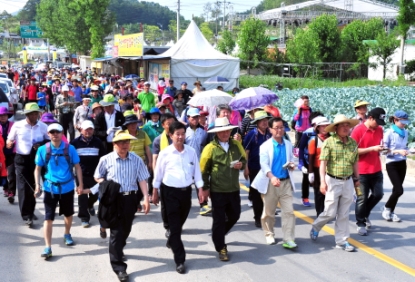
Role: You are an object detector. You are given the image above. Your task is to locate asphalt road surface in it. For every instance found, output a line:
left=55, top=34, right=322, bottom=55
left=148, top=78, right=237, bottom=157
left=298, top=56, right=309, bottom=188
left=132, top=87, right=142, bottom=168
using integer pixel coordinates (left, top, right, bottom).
left=1, top=165, right=415, bottom=282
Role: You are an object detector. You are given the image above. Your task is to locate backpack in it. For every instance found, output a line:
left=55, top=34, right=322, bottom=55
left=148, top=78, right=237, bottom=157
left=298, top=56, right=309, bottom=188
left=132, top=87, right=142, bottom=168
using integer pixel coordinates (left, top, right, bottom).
left=291, top=108, right=302, bottom=129
left=45, top=142, right=72, bottom=172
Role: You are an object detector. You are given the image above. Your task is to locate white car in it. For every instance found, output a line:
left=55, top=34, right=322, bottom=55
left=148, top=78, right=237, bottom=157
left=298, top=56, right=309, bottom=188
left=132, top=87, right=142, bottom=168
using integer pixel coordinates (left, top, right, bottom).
left=0, top=78, right=18, bottom=104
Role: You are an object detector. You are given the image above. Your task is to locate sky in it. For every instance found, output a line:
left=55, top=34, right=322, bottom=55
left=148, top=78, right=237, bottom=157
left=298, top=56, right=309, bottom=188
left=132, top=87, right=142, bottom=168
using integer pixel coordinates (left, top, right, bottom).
left=0, top=0, right=263, bottom=21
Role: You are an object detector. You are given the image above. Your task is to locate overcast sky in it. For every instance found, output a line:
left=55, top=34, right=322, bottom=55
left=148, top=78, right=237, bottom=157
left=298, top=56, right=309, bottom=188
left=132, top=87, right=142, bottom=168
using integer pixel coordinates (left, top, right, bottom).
left=1, top=0, right=263, bottom=21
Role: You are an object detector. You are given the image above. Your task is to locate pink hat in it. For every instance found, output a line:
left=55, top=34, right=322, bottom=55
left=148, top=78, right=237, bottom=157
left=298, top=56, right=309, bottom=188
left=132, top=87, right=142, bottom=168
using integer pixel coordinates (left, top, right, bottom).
left=161, top=94, right=173, bottom=103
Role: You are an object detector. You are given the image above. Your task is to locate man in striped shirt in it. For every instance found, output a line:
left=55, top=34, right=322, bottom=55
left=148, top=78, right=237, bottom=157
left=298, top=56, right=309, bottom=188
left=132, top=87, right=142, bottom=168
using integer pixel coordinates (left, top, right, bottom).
left=70, top=120, right=105, bottom=229
left=94, top=131, right=150, bottom=282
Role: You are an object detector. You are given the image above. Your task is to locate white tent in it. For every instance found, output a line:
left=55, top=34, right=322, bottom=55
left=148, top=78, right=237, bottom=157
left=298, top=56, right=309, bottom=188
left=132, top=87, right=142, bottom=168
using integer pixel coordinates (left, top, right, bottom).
left=158, top=20, right=240, bottom=91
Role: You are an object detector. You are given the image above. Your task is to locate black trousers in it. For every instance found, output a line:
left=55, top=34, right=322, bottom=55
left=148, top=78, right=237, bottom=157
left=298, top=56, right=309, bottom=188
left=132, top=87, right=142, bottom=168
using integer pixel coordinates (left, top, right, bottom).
left=15, top=154, right=36, bottom=220
left=4, top=154, right=16, bottom=194
left=159, top=183, right=169, bottom=230
left=301, top=171, right=310, bottom=199
left=162, top=183, right=192, bottom=264
left=78, top=176, right=99, bottom=222
left=109, top=193, right=138, bottom=273
left=312, top=167, right=325, bottom=216
left=59, top=112, right=75, bottom=141
left=294, top=131, right=303, bottom=148
left=385, top=160, right=406, bottom=212
left=210, top=191, right=241, bottom=252
left=248, top=168, right=262, bottom=222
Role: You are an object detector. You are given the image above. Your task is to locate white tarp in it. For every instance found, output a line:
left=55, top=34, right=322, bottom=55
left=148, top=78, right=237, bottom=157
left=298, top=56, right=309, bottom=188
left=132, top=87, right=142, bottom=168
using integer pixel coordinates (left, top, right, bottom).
left=157, top=20, right=240, bottom=91
left=368, top=44, right=415, bottom=81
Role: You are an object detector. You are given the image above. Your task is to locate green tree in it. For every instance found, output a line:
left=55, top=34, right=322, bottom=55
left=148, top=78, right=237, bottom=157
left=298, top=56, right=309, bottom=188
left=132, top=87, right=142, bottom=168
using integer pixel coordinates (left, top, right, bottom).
left=367, top=31, right=400, bottom=80
left=217, top=29, right=235, bottom=55
left=17, top=0, right=40, bottom=22
left=397, top=0, right=415, bottom=73
left=200, top=22, right=214, bottom=43
left=37, top=0, right=114, bottom=58
left=237, top=17, right=270, bottom=74
left=308, top=14, right=341, bottom=62
left=144, top=25, right=163, bottom=44
left=286, top=27, right=320, bottom=76
left=193, top=16, right=205, bottom=27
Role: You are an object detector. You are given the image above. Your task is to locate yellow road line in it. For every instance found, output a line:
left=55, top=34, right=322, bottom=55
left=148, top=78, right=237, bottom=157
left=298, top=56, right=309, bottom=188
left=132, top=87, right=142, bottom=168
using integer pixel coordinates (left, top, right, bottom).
left=240, top=183, right=415, bottom=277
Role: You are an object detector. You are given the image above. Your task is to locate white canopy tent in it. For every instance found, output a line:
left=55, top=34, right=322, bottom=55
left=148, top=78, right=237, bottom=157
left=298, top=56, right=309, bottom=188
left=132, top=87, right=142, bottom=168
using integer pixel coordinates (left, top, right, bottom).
left=157, top=20, right=240, bottom=91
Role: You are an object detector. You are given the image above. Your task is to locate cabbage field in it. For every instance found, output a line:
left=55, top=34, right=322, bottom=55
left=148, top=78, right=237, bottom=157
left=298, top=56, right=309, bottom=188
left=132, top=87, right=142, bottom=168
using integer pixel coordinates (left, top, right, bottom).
left=274, top=86, right=415, bottom=136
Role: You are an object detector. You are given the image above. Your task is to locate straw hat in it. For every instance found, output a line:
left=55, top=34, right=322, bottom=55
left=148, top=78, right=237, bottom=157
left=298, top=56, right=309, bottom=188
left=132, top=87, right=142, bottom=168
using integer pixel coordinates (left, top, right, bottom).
left=325, top=114, right=360, bottom=132
left=354, top=100, right=370, bottom=108
left=250, top=110, right=271, bottom=124
left=112, top=130, right=137, bottom=143
left=208, top=117, right=238, bottom=133
left=91, top=102, right=103, bottom=111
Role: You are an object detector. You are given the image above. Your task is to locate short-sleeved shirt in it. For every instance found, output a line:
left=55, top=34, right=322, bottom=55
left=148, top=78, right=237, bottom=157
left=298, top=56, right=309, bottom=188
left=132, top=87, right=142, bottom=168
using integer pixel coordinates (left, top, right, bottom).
left=94, top=151, right=150, bottom=192
left=152, top=134, right=172, bottom=155
left=138, top=91, right=156, bottom=112
left=320, top=134, right=358, bottom=178
left=243, top=128, right=271, bottom=171
left=308, top=136, right=326, bottom=167
left=35, top=142, right=80, bottom=194
left=126, top=129, right=151, bottom=160
left=37, top=92, right=46, bottom=106
left=351, top=123, right=383, bottom=174
left=185, top=126, right=207, bottom=159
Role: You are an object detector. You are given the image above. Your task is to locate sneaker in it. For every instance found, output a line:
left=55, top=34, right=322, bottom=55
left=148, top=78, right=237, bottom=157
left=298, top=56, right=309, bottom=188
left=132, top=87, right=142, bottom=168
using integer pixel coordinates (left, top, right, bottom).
left=382, top=206, right=392, bottom=221
left=302, top=198, right=311, bottom=207
left=100, top=228, right=107, bottom=239
left=40, top=247, right=52, bottom=259
left=218, top=245, right=229, bottom=261
left=357, top=226, right=367, bottom=236
left=88, top=208, right=95, bottom=216
left=248, top=200, right=253, bottom=207
left=7, top=192, right=14, bottom=204
left=200, top=205, right=212, bottom=215
left=391, top=213, right=401, bottom=222
left=336, top=242, right=355, bottom=252
left=81, top=221, right=90, bottom=228
left=282, top=241, right=297, bottom=249
left=310, top=227, right=319, bottom=241
left=64, top=234, right=74, bottom=246
left=266, top=236, right=276, bottom=245
left=255, top=220, right=261, bottom=228
left=25, top=218, right=33, bottom=227
left=365, top=217, right=372, bottom=229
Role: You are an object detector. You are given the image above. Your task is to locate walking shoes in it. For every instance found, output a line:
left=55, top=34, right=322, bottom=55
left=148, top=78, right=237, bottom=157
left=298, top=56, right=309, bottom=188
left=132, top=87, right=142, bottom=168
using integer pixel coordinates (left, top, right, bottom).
left=218, top=245, right=229, bottom=261
left=40, top=247, right=52, bottom=260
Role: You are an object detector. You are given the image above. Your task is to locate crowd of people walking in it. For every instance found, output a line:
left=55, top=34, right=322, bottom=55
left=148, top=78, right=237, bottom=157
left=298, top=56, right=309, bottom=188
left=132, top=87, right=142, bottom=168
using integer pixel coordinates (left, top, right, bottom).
left=0, top=66, right=411, bottom=281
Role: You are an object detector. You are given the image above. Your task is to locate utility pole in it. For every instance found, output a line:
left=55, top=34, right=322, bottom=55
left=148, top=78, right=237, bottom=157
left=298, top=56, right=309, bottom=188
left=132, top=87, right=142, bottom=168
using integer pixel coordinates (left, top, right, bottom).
left=177, top=0, right=180, bottom=42
left=223, top=0, right=226, bottom=29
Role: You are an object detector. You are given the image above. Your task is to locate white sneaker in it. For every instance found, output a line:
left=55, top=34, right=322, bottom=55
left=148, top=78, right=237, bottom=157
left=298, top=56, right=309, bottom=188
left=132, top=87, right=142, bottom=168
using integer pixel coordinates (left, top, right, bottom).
left=266, top=236, right=276, bottom=245
left=391, top=213, right=401, bottom=222
left=382, top=206, right=392, bottom=221
left=248, top=201, right=253, bottom=207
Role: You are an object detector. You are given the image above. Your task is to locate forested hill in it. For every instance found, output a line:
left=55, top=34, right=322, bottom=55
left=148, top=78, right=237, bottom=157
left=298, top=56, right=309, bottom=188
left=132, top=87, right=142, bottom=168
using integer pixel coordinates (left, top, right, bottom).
left=254, top=0, right=399, bottom=13
left=18, top=0, right=181, bottom=30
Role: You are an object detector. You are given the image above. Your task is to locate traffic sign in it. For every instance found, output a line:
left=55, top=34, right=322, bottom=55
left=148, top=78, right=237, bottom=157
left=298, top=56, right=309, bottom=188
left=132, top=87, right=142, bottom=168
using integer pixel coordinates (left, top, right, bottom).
left=20, top=21, right=43, bottom=38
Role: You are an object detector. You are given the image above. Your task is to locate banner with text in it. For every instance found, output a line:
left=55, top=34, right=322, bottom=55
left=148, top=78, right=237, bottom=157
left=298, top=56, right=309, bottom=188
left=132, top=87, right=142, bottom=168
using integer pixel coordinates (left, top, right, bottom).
left=113, top=33, right=144, bottom=57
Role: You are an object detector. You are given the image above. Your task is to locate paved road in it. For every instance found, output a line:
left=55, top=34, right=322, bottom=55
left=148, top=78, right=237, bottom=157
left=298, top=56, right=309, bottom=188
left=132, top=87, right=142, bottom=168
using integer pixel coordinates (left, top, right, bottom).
left=1, top=166, right=415, bottom=282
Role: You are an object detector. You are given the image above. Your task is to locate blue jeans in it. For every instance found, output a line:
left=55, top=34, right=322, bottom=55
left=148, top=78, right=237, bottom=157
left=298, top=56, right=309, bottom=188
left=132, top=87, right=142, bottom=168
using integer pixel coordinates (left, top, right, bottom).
left=355, top=171, right=384, bottom=227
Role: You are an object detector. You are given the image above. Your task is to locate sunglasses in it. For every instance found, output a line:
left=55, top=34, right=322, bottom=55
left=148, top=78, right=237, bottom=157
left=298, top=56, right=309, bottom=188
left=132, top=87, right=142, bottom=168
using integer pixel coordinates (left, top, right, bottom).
left=49, top=130, right=62, bottom=134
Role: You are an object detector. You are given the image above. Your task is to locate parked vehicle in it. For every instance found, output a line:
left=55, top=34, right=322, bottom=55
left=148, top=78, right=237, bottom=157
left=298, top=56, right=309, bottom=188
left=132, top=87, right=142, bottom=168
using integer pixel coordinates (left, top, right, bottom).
left=0, top=84, right=15, bottom=116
